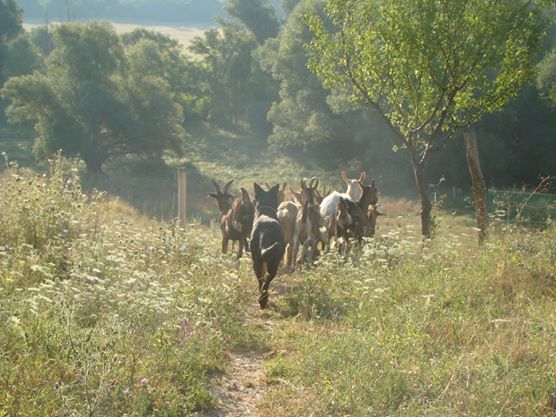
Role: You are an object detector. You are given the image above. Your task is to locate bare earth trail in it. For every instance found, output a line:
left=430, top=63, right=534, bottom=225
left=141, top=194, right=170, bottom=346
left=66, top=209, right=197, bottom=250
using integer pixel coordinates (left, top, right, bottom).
left=199, top=281, right=292, bottom=417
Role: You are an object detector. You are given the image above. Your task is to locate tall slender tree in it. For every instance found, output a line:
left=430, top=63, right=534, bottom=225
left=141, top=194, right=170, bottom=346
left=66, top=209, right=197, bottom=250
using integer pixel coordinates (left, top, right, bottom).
left=307, top=0, right=547, bottom=237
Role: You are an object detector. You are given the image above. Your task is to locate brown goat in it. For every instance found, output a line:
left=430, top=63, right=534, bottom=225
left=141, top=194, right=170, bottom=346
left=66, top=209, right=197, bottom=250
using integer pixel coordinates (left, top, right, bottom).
left=291, top=177, right=321, bottom=270
left=277, top=187, right=303, bottom=271
left=208, top=180, right=254, bottom=259
left=230, top=188, right=255, bottom=254
left=358, top=180, right=381, bottom=237
left=335, top=197, right=371, bottom=254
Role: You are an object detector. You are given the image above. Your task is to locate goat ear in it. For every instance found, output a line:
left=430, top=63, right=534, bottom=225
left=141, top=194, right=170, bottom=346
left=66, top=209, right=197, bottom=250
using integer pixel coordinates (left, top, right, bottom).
left=253, top=182, right=264, bottom=196
left=359, top=171, right=367, bottom=184
left=341, top=170, right=349, bottom=184
left=208, top=193, right=218, bottom=199
left=240, top=187, right=250, bottom=202
left=223, top=180, right=233, bottom=194
left=291, top=189, right=303, bottom=204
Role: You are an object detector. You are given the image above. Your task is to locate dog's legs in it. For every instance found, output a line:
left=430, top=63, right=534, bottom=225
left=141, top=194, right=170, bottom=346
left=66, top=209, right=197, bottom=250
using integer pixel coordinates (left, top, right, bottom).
left=259, top=258, right=280, bottom=309
left=253, top=259, right=266, bottom=293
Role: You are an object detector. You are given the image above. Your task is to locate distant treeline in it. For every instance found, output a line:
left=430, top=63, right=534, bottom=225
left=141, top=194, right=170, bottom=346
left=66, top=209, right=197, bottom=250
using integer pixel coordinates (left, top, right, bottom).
left=16, top=0, right=283, bottom=24
left=2, top=0, right=556, bottom=194
left=17, top=0, right=224, bottom=24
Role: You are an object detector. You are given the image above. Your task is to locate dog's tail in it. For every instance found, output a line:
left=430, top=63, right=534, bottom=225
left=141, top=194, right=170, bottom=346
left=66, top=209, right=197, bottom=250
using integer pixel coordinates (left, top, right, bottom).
left=261, top=242, right=283, bottom=260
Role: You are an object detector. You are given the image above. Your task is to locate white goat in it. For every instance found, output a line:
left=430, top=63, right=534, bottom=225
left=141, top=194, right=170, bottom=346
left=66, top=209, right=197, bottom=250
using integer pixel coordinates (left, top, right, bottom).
left=319, top=171, right=366, bottom=248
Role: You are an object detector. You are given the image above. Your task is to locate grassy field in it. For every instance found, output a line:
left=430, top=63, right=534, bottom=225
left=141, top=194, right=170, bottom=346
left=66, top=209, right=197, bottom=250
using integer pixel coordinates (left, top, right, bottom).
left=22, top=21, right=207, bottom=49
left=1, top=154, right=554, bottom=416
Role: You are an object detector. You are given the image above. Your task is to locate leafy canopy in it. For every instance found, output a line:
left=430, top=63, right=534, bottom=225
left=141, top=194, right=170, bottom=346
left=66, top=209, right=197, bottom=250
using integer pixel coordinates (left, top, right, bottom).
left=537, top=48, right=556, bottom=106
left=2, top=22, right=184, bottom=173
left=307, top=0, right=547, bottom=154
left=224, top=0, right=280, bottom=43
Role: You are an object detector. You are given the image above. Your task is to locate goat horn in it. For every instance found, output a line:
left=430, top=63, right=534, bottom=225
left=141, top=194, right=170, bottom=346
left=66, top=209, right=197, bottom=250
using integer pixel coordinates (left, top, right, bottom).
left=310, top=177, right=319, bottom=189
left=265, top=182, right=271, bottom=190
left=223, top=179, right=233, bottom=194
left=211, top=179, right=222, bottom=193
left=301, top=178, right=307, bottom=190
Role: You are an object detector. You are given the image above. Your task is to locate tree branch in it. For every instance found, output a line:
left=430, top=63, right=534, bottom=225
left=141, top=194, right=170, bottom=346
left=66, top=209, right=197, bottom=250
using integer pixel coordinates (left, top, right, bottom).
left=339, top=20, right=407, bottom=148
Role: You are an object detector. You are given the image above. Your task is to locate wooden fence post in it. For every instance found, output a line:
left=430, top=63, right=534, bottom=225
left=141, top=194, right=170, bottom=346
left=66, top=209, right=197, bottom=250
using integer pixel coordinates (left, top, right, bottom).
left=464, top=131, right=488, bottom=244
left=178, top=167, right=186, bottom=228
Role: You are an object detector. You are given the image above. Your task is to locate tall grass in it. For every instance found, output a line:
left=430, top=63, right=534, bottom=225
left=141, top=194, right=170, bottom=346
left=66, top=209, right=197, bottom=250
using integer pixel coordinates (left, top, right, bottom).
left=2, top=153, right=555, bottom=416
left=262, top=225, right=556, bottom=416
left=0, top=154, right=264, bottom=416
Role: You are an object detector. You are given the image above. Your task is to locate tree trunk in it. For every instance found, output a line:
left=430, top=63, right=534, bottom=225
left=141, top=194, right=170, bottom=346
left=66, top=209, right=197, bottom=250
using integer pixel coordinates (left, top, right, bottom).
left=464, top=131, right=488, bottom=244
left=83, top=153, right=106, bottom=177
left=409, top=145, right=432, bottom=238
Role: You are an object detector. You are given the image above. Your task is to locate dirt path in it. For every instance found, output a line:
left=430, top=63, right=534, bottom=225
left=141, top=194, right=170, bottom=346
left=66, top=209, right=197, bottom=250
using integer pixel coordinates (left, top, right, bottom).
left=205, top=349, right=268, bottom=417
left=200, top=282, right=289, bottom=417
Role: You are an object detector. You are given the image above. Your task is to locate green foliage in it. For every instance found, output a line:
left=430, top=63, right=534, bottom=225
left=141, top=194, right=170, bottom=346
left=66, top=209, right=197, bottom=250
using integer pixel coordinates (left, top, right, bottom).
left=189, top=22, right=276, bottom=133
left=0, top=0, right=23, bottom=86
left=306, top=0, right=547, bottom=236
left=537, top=48, right=556, bottom=106
left=0, top=0, right=22, bottom=42
left=259, top=0, right=408, bottom=185
left=2, top=33, right=43, bottom=80
left=0, top=156, right=266, bottom=415
left=224, top=0, right=281, bottom=44
left=28, top=26, right=55, bottom=56
left=280, top=0, right=302, bottom=16
left=308, top=0, right=547, bottom=144
left=2, top=22, right=184, bottom=174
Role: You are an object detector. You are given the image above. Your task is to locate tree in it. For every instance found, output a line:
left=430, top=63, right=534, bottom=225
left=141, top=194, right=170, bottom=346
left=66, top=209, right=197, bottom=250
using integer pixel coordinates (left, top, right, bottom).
left=307, top=0, right=547, bottom=237
left=537, top=48, right=556, bottom=105
left=0, top=0, right=22, bottom=41
left=2, top=22, right=184, bottom=174
left=0, top=0, right=23, bottom=85
left=189, top=21, right=276, bottom=132
left=224, top=0, right=280, bottom=43
left=281, top=0, right=302, bottom=16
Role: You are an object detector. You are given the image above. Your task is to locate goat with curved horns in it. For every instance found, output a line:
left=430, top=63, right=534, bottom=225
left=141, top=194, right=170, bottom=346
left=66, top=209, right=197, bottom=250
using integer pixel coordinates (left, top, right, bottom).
left=208, top=180, right=254, bottom=259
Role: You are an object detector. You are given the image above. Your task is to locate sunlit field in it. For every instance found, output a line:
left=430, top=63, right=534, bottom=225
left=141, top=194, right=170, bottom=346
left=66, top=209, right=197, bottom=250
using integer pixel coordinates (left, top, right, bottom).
left=1, top=155, right=554, bottom=416
left=1, top=2, right=555, bottom=414
left=22, top=21, right=207, bottom=48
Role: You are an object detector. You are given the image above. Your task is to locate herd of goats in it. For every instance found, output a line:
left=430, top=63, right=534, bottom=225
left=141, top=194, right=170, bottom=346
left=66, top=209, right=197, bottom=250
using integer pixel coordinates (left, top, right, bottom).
left=208, top=171, right=381, bottom=308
